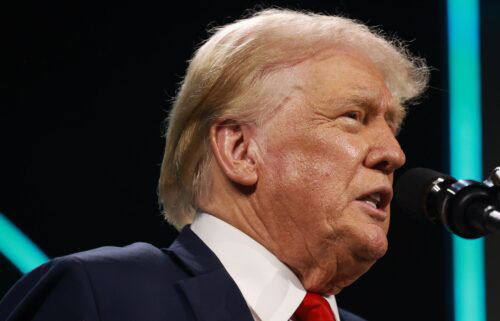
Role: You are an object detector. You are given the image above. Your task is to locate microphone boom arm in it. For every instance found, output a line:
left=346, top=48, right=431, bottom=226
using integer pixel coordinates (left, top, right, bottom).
left=395, top=167, right=500, bottom=239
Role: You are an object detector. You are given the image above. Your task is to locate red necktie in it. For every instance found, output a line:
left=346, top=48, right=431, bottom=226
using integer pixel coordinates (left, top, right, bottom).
left=293, top=292, right=337, bottom=321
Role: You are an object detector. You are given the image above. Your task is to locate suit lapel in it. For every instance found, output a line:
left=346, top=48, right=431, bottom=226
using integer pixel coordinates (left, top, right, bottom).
left=177, top=269, right=254, bottom=321
left=164, top=227, right=254, bottom=321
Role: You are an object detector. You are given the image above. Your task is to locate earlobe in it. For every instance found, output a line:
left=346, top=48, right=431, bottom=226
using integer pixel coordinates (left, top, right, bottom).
left=209, top=120, right=258, bottom=186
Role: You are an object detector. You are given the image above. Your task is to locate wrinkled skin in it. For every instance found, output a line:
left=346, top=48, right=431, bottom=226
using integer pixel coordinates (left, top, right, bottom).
left=206, top=47, right=406, bottom=296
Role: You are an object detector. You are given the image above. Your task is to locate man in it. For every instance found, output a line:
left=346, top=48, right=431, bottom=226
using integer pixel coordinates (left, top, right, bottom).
left=0, top=8, right=428, bottom=321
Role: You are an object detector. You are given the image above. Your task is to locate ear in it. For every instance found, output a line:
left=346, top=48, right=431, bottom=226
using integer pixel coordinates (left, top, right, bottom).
left=209, top=119, right=258, bottom=186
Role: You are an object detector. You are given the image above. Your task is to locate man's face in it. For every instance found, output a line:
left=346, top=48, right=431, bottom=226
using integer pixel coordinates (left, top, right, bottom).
left=252, top=48, right=406, bottom=295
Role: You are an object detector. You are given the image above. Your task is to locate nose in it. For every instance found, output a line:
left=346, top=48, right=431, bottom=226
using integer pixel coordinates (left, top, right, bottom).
left=364, top=122, right=406, bottom=174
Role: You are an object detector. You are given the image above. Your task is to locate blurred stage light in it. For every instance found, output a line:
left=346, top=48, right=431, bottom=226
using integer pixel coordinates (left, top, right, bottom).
left=0, top=212, right=48, bottom=274
left=447, top=0, right=486, bottom=320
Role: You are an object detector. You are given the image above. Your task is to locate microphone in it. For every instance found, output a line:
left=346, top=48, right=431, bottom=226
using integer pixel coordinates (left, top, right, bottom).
left=394, top=167, right=500, bottom=239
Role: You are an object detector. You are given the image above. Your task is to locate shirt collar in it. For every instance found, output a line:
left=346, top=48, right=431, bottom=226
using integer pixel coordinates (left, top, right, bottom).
left=190, top=212, right=340, bottom=321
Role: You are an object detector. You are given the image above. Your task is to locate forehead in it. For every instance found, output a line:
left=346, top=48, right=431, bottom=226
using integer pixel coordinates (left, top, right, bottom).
left=250, top=47, right=406, bottom=129
left=284, top=47, right=405, bottom=122
left=297, top=48, right=391, bottom=100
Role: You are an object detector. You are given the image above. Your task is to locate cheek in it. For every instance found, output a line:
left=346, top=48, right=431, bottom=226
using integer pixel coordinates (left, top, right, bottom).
left=265, top=147, right=336, bottom=203
left=260, top=132, right=367, bottom=232
left=266, top=132, right=365, bottom=194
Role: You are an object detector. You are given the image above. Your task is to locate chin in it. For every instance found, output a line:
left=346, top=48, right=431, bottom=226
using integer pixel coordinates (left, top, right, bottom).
left=357, top=223, right=389, bottom=261
left=362, top=240, right=388, bottom=262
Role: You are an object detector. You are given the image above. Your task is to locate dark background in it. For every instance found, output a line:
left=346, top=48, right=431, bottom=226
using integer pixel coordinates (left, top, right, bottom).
left=0, top=1, right=454, bottom=321
left=483, top=0, right=500, bottom=320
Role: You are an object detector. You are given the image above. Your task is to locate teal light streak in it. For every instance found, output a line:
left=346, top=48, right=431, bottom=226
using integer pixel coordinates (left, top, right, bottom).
left=447, top=0, right=486, bottom=321
left=0, top=212, right=49, bottom=274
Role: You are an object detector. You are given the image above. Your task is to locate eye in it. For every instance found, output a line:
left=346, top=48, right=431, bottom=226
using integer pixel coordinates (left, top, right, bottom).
left=343, top=111, right=362, bottom=122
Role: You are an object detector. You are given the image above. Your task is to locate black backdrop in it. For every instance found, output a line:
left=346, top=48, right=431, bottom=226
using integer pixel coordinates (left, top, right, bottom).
left=1, top=1, right=449, bottom=321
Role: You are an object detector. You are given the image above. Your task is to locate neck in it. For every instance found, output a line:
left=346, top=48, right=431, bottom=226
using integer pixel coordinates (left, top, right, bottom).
left=199, top=173, right=280, bottom=262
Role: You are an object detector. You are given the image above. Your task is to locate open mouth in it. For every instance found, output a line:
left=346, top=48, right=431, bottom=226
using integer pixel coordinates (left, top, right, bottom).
left=357, top=188, right=391, bottom=211
left=360, top=192, right=381, bottom=209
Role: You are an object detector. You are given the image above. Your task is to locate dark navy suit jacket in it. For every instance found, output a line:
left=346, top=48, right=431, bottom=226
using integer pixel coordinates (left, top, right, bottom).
left=0, top=227, right=367, bottom=321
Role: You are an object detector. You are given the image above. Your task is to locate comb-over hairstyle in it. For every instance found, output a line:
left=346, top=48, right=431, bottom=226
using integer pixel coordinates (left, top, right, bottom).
left=158, top=8, right=429, bottom=229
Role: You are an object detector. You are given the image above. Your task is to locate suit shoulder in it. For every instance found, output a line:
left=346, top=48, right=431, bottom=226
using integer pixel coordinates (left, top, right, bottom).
left=62, top=242, right=193, bottom=320
left=0, top=248, right=102, bottom=320
left=54, top=242, right=187, bottom=281
left=65, top=242, right=167, bottom=266
left=0, top=243, right=191, bottom=321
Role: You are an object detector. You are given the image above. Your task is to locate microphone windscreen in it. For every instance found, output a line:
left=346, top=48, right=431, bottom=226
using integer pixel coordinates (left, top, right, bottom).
left=394, top=167, right=453, bottom=220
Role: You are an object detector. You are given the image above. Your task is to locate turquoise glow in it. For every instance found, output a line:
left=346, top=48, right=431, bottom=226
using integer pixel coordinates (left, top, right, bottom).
left=0, top=212, right=49, bottom=274
left=447, top=0, right=486, bottom=321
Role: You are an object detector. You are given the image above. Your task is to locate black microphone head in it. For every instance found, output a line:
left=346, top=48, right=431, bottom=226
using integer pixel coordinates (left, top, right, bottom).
left=394, top=167, right=454, bottom=221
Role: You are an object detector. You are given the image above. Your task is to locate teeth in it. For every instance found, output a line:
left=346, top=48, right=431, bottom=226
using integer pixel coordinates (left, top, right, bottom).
left=363, top=193, right=381, bottom=209
left=364, top=200, right=377, bottom=209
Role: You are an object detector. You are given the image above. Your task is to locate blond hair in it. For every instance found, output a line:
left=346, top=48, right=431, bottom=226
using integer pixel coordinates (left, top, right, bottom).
left=158, top=8, right=429, bottom=229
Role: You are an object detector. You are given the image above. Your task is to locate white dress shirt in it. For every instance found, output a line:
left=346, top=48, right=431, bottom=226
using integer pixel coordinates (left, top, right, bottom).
left=190, top=212, right=340, bottom=321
